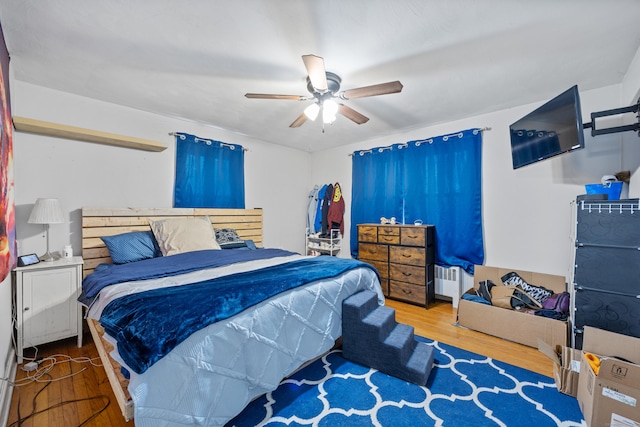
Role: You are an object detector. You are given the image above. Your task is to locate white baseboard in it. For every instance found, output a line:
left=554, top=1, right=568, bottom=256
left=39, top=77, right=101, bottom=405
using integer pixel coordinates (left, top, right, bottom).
left=0, top=350, right=17, bottom=427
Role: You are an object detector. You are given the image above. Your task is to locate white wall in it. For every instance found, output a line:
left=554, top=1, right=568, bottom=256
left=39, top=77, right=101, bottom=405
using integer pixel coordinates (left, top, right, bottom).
left=11, top=81, right=312, bottom=257
left=311, top=84, right=632, bottom=279
left=621, top=47, right=640, bottom=198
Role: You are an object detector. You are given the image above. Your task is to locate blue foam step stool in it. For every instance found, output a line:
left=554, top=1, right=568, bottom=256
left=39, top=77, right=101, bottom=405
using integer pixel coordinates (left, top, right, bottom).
left=342, top=290, right=434, bottom=386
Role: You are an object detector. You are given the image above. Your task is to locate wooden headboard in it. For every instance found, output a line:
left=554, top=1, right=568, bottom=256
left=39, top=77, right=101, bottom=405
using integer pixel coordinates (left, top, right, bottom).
left=81, top=207, right=263, bottom=277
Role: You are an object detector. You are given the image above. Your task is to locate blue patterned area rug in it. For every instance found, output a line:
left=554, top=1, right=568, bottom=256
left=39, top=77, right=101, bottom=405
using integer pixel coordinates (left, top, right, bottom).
left=227, top=336, right=585, bottom=427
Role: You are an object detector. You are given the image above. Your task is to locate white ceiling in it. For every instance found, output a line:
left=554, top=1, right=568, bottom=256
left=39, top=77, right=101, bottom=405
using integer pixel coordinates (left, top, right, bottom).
left=1, top=0, right=640, bottom=152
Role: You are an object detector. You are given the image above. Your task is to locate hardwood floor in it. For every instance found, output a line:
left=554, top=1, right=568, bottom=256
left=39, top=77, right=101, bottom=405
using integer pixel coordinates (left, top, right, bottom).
left=7, top=328, right=133, bottom=427
left=7, top=299, right=554, bottom=426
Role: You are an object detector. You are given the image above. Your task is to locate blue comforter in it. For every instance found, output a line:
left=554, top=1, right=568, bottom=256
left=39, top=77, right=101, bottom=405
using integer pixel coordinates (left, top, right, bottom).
left=80, top=248, right=297, bottom=305
left=99, top=256, right=378, bottom=374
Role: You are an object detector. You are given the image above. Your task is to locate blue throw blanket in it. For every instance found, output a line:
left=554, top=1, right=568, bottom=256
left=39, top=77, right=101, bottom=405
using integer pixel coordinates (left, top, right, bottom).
left=80, top=248, right=297, bottom=305
left=100, top=256, right=378, bottom=374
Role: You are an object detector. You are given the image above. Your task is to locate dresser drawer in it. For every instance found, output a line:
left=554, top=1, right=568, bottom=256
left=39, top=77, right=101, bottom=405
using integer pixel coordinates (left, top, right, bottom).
left=361, top=259, right=388, bottom=278
left=358, top=225, right=378, bottom=242
left=400, top=227, right=425, bottom=247
left=389, top=280, right=426, bottom=305
left=389, top=246, right=425, bottom=266
left=377, top=226, right=400, bottom=244
left=358, top=243, right=389, bottom=262
left=389, top=263, right=425, bottom=286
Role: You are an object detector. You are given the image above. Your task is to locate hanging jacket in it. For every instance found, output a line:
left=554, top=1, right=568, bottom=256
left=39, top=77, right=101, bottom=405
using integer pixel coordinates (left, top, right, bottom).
left=307, top=185, right=319, bottom=234
left=314, top=184, right=328, bottom=234
left=327, top=182, right=345, bottom=235
left=321, top=183, right=333, bottom=237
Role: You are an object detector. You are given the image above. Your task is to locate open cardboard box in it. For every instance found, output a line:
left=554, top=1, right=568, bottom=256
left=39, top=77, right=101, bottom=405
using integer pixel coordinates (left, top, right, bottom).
left=577, top=326, right=640, bottom=427
left=538, top=338, right=581, bottom=396
left=456, top=265, right=568, bottom=349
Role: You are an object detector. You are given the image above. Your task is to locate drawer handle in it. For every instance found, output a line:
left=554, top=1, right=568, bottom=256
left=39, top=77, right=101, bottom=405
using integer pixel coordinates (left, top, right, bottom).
left=402, top=254, right=412, bottom=258
left=24, top=307, right=30, bottom=311
left=402, top=289, right=412, bottom=294
left=402, top=272, right=412, bottom=277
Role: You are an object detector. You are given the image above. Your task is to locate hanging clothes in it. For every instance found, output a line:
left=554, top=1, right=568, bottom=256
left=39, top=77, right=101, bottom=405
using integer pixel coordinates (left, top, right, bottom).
left=320, top=183, right=333, bottom=237
left=314, top=184, right=328, bottom=234
left=328, top=182, right=345, bottom=235
left=307, top=185, right=320, bottom=234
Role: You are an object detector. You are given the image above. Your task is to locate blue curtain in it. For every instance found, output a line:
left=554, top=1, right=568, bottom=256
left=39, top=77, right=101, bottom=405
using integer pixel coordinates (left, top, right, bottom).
left=351, top=128, right=484, bottom=273
left=174, top=133, right=245, bottom=208
left=350, top=146, right=405, bottom=258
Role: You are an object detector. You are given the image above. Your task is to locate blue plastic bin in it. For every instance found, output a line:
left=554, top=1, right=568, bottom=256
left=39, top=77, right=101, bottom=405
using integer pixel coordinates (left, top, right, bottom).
left=584, top=182, right=623, bottom=200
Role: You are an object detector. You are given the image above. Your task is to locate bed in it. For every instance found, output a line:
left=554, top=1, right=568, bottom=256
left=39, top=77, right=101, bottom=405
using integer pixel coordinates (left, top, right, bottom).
left=80, top=207, right=383, bottom=426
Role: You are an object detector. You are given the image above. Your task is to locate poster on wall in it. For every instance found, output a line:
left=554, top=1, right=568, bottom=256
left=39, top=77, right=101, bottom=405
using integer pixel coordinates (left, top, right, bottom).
left=0, top=22, right=16, bottom=283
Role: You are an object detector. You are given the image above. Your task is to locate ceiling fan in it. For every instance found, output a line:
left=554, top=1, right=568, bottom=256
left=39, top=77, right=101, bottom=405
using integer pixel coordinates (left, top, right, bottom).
left=244, top=54, right=403, bottom=129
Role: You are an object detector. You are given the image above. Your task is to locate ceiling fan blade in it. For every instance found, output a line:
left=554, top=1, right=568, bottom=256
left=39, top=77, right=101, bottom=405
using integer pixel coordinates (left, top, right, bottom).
left=338, top=104, right=370, bottom=125
left=302, top=54, right=328, bottom=92
left=341, top=81, right=403, bottom=99
left=289, top=112, right=308, bottom=128
left=245, top=93, right=306, bottom=100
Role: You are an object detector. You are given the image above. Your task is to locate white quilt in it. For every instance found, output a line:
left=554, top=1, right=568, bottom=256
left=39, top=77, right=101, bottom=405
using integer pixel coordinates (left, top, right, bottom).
left=86, top=255, right=383, bottom=426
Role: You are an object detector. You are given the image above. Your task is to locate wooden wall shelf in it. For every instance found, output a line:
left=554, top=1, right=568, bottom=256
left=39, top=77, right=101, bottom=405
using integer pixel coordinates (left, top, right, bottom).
left=12, top=116, right=168, bottom=152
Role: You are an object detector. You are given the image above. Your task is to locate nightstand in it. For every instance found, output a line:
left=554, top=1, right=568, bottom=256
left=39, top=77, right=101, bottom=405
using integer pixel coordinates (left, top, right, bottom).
left=12, top=256, right=84, bottom=363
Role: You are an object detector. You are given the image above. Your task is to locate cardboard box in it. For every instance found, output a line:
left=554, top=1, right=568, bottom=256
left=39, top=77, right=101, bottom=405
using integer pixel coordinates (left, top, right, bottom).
left=538, top=338, right=581, bottom=396
left=576, top=326, right=640, bottom=427
left=456, top=265, right=568, bottom=349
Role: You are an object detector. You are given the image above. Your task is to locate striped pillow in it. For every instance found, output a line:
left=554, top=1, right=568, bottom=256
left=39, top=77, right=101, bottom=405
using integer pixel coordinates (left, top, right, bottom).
left=101, top=231, right=162, bottom=264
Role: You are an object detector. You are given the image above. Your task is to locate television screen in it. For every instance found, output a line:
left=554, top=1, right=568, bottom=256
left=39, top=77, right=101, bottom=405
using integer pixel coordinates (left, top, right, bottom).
left=510, top=85, right=585, bottom=169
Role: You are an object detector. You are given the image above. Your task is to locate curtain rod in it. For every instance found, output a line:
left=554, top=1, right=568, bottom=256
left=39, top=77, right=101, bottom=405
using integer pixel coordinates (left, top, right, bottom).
left=347, top=127, right=491, bottom=156
left=168, top=132, right=248, bottom=151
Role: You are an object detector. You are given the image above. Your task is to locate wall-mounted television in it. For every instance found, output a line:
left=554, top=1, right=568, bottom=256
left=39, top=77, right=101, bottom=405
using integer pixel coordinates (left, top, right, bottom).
left=509, top=85, right=585, bottom=169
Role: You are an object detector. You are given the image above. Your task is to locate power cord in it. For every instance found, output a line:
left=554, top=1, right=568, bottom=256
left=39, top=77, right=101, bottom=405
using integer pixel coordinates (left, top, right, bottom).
left=7, top=350, right=104, bottom=387
left=9, top=374, right=111, bottom=427
left=4, top=351, right=110, bottom=426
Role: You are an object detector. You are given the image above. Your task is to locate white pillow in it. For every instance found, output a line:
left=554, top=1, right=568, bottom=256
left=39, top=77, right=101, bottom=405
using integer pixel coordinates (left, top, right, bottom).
left=149, top=216, right=220, bottom=256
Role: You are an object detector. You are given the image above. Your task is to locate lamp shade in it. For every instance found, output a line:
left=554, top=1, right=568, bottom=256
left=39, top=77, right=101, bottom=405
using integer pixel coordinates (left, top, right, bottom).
left=322, top=99, right=338, bottom=124
left=28, top=198, right=64, bottom=224
left=304, top=103, right=320, bottom=121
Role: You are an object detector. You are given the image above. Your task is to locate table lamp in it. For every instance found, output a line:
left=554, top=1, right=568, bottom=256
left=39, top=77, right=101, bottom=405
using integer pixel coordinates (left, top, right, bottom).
left=28, top=198, right=64, bottom=262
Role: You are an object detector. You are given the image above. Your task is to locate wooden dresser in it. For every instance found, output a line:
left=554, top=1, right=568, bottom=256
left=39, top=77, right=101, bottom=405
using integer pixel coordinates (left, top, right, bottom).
left=357, top=224, right=435, bottom=308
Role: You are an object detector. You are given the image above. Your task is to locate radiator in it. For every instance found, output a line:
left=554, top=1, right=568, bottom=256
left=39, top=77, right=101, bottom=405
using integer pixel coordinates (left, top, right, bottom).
left=434, top=265, right=463, bottom=308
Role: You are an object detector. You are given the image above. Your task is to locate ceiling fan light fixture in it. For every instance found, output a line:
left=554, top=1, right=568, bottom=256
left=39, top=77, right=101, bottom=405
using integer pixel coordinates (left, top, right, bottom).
left=304, top=103, right=320, bottom=120
left=322, top=99, right=339, bottom=124
left=245, top=54, right=401, bottom=130
left=323, top=112, right=336, bottom=124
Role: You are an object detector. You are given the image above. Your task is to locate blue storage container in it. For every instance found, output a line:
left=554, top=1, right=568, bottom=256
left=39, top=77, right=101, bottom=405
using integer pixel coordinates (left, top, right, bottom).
left=584, top=181, right=623, bottom=200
